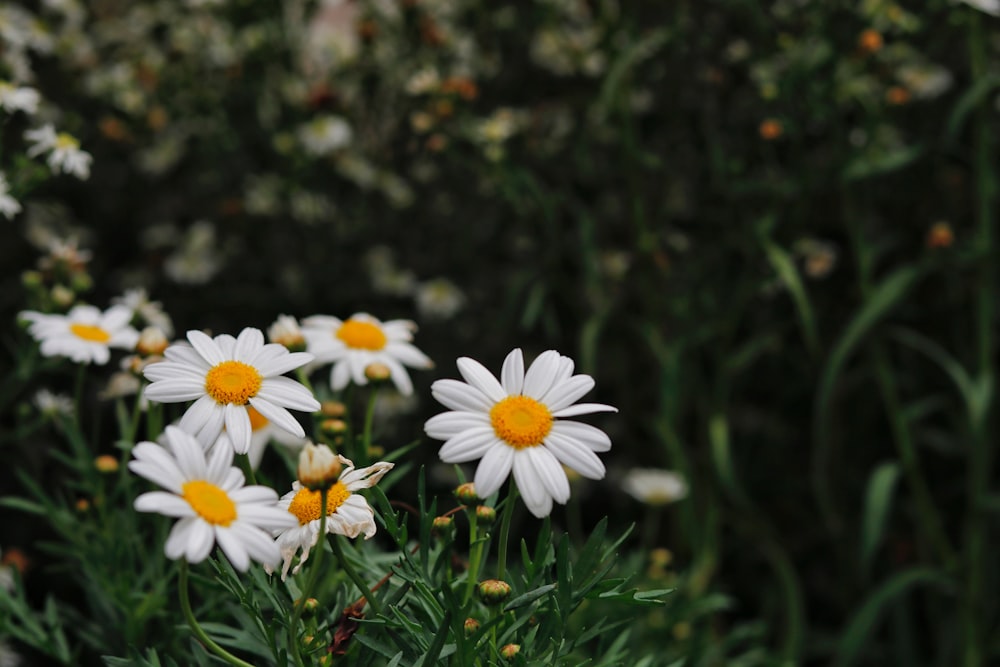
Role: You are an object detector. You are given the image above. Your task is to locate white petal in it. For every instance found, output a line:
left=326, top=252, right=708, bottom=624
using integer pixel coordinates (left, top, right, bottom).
left=381, top=355, right=414, bottom=396
left=164, top=344, right=209, bottom=367
left=166, top=425, right=208, bottom=479
left=134, top=491, right=194, bottom=517
left=541, top=375, right=595, bottom=412
left=165, top=518, right=197, bottom=559
left=255, top=352, right=314, bottom=377
left=187, top=330, right=224, bottom=365
left=215, top=526, right=250, bottom=571
left=526, top=446, right=570, bottom=504
left=179, top=395, right=220, bottom=443
left=330, top=360, right=350, bottom=390
left=550, top=420, right=612, bottom=452
left=234, top=328, right=264, bottom=362
left=185, top=520, right=215, bottom=563
left=248, top=397, right=305, bottom=438
left=512, top=452, right=553, bottom=518
left=231, top=522, right=282, bottom=565
left=225, top=404, right=252, bottom=455
left=214, top=334, right=237, bottom=359
left=551, top=403, right=618, bottom=418
left=431, top=379, right=493, bottom=412
left=522, top=350, right=561, bottom=399
left=206, top=436, right=234, bottom=483
left=143, top=378, right=206, bottom=403
left=543, top=432, right=606, bottom=480
left=424, top=411, right=490, bottom=440
left=500, top=348, right=524, bottom=395
left=473, top=444, right=514, bottom=498
left=438, top=427, right=500, bottom=463
left=257, top=376, right=320, bottom=412
left=456, top=357, right=506, bottom=402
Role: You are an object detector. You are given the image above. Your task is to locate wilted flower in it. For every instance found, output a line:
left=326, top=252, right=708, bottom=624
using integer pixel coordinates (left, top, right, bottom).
left=270, top=455, right=394, bottom=579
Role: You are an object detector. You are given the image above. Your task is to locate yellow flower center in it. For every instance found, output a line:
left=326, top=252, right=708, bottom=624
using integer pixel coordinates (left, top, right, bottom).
left=489, top=395, right=553, bottom=449
left=69, top=323, right=112, bottom=343
left=182, top=480, right=237, bottom=526
left=336, top=319, right=387, bottom=351
left=205, top=361, right=262, bottom=405
left=55, top=133, right=79, bottom=150
left=287, top=482, right=351, bottom=525
left=247, top=406, right=269, bottom=432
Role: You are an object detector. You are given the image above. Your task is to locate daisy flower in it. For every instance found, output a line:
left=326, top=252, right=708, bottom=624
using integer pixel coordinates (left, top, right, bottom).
left=0, top=80, right=39, bottom=115
left=129, top=426, right=297, bottom=570
left=424, top=348, right=616, bottom=518
left=301, top=313, right=432, bottom=396
left=270, top=455, right=393, bottom=579
left=0, top=173, right=21, bottom=220
left=213, top=405, right=308, bottom=470
left=142, top=328, right=320, bottom=454
left=622, top=468, right=688, bottom=506
left=19, top=304, right=139, bottom=365
left=24, top=124, right=93, bottom=180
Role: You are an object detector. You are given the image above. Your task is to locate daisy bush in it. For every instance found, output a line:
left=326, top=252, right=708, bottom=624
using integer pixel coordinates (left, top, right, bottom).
left=3, top=0, right=1000, bottom=665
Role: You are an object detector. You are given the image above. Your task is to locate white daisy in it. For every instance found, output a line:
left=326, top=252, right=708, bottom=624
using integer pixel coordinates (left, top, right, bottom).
left=270, top=455, right=393, bottom=579
left=112, top=287, right=174, bottom=338
left=298, top=115, right=352, bottom=156
left=142, top=328, right=320, bottom=454
left=622, top=468, right=688, bottom=506
left=212, top=405, right=307, bottom=470
left=301, top=313, right=432, bottom=396
left=129, top=426, right=297, bottom=571
left=24, top=124, right=92, bottom=180
left=0, top=173, right=21, bottom=220
left=424, top=348, right=616, bottom=518
left=19, top=304, right=139, bottom=365
left=0, top=80, right=39, bottom=114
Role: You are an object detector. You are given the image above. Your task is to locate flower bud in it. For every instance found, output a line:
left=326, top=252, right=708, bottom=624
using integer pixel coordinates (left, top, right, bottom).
left=319, top=418, right=348, bottom=442
left=463, top=617, right=480, bottom=636
left=51, top=284, right=75, bottom=308
left=75, top=498, right=90, bottom=512
left=320, top=400, right=347, bottom=417
left=477, top=579, right=512, bottom=606
left=136, top=326, right=169, bottom=356
left=474, top=505, right=496, bottom=525
left=21, top=271, right=43, bottom=289
left=296, top=597, right=319, bottom=615
left=268, top=315, right=306, bottom=352
left=364, top=362, right=392, bottom=382
left=297, top=442, right=342, bottom=490
left=94, top=454, right=119, bottom=473
left=500, top=644, right=521, bottom=660
left=453, top=482, right=478, bottom=505
left=431, top=515, right=455, bottom=538
left=70, top=272, right=93, bottom=293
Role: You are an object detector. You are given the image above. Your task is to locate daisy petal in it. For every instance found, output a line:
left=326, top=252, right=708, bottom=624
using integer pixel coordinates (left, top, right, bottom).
left=225, top=404, right=252, bottom=454
left=551, top=403, right=618, bottom=418
left=473, top=443, right=514, bottom=498
left=527, top=446, right=571, bottom=504
left=215, top=526, right=250, bottom=571
left=543, top=432, right=606, bottom=480
left=550, top=420, right=612, bottom=452
left=457, top=357, right=506, bottom=402
left=500, top=348, right=524, bottom=395
left=522, top=350, right=561, bottom=399
left=248, top=397, right=306, bottom=438
left=541, top=375, right=595, bottom=412
left=424, top=411, right=490, bottom=440
left=438, top=427, right=501, bottom=463
left=513, top=452, right=553, bottom=518
left=187, top=330, right=225, bottom=366
left=431, top=379, right=493, bottom=412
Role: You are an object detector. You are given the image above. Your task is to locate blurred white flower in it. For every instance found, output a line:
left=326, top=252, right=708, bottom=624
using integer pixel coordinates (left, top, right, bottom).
left=268, top=314, right=306, bottom=351
left=113, top=288, right=174, bottom=338
left=897, top=63, right=953, bottom=99
left=24, top=124, right=93, bottom=179
left=19, top=305, right=139, bottom=365
left=298, top=115, right=352, bottom=156
left=164, top=221, right=222, bottom=285
left=0, top=81, right=39, bottom=114
left=32, top=389, right=73, bottom=417
left=956, top=0, right=1000, bottom=16
left=0, top=174, right=21, bottom=220
left=623, top=468, right=688, bottom=506
left=415, top=277, right=465, bottom=321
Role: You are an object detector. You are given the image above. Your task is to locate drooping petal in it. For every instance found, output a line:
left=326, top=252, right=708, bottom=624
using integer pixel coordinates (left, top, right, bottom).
left=248, top=397, right=305, bottom=438
left=473, top=443, right=514, bottom=498
left=215, top=526, right=250, bottom=571
left=224, top=404, right=252, bottom=454
left=512, top=452, right=554, bottom=518
left=526, top=446, right=571, bottom=504
left=543, top=432, right=606, bottom=480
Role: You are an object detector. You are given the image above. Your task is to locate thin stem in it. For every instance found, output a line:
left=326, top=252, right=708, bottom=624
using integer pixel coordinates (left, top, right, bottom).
left=331, top=535, right=382, bottom=615
left=178, top=560, right=255, bottom=667
left=237, top=453, right=257, bottom=486
left=73, top=363, right=86, bottom=426
left=463, top=509, right=481, bottom=605
left=496, top=481, right=519, bottom=581
left=359, top=388, right=378, bottom=467
left=289, top=488, right=329, bottom=667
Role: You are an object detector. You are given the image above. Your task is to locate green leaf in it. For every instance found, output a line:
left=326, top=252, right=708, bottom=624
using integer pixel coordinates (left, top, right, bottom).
left=757, top=224, right=819, bottom=355
left=860, top=462, right=901, bottom=579
left=591, top=586, right=672, bottom=606
left=946, top=74, right=1000, bottom=141
left=504, top=584, right=557, bottom=611
left=833, top=568, right=953, bottom=667
left=0, top=496, right=47, bottom=515
left=841, top=144, right=924, bottom=182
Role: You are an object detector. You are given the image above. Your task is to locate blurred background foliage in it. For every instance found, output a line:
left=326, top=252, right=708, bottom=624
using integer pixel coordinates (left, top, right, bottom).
left=1, top=0, right=999, bottom=664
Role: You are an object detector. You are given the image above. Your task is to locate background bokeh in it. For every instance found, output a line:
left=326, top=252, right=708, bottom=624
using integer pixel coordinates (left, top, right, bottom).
left=2, top=0, right=998, bottom=665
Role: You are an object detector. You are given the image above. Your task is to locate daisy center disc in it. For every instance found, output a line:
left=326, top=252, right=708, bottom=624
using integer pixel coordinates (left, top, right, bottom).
left=247, top=405, right=269, bottom=432
left=336, top=320, right=387, bottom=350
left=69, top=323, right=111, bottom=343
left=287, top=482, right=351, bottom=525
left=489, top=396, right=553, bottom=449
left=182, top=480, right=237, bottom=526
left=205, top=361, right=263, bottom=405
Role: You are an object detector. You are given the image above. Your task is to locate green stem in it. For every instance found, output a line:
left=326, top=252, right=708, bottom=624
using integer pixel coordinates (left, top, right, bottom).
left=963, top=11, right=995, bottom=667
left=359, top=388, right=378, bottom=467
left=496, top=481, right=519, bottom=581
left=331, top=535, right=382, bottom=615
left=289, top=488, right=329, bottom=667
left=73, top=363, right=86, bottom=426
left=237, top=453, right=257, bottom=485
left=178, top=561, right=255, bottom=667
left=463, top=509, right=481, bottom=605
